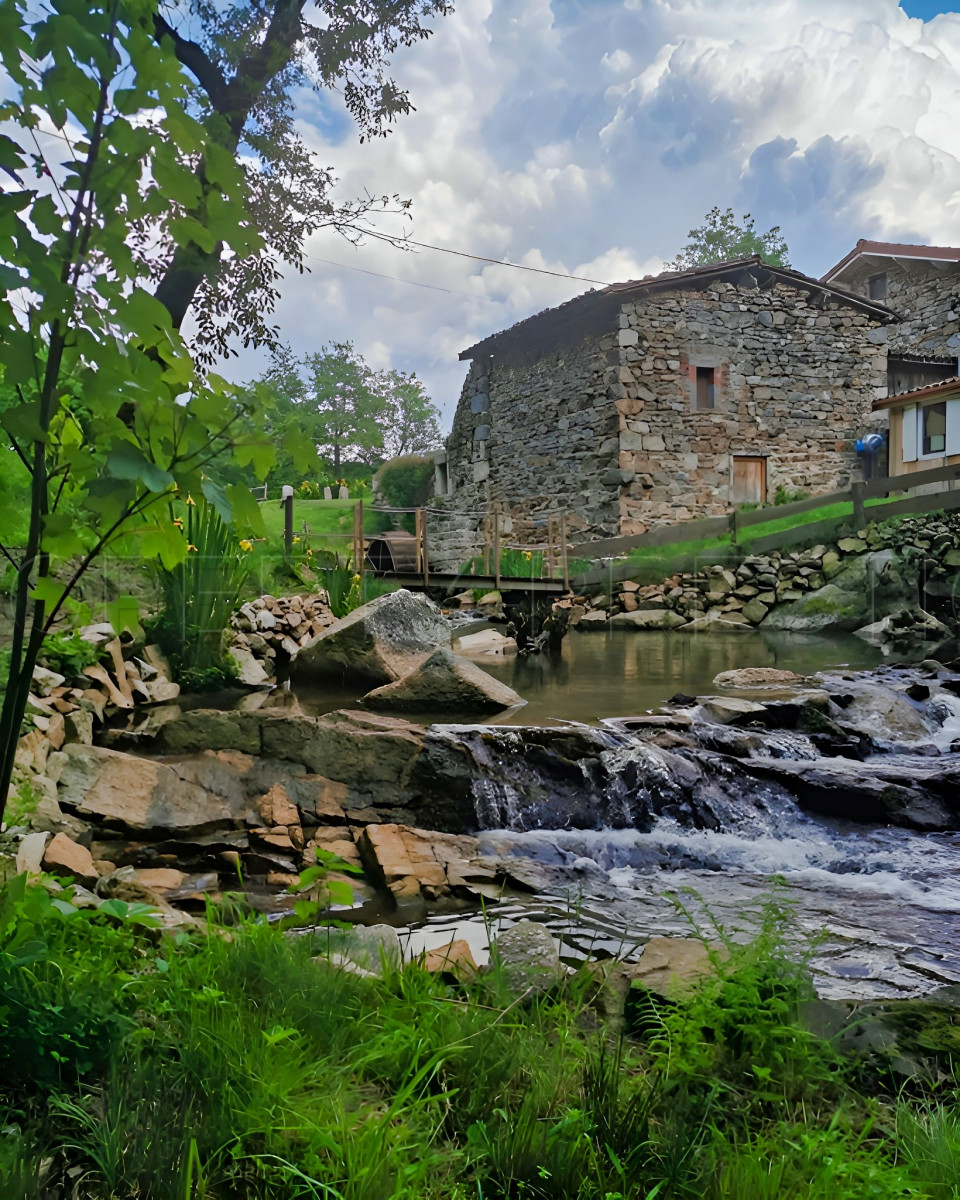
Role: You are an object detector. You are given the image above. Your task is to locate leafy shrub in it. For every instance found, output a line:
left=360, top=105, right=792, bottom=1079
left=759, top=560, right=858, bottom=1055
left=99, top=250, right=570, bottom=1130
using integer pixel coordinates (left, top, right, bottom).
left=375, top=454, right=435, bottom=509
left=37, top=630, right=102, bottom=679
left=774, top=484, right=811, bottom=506
left=319, top=567, right=398, bottom=617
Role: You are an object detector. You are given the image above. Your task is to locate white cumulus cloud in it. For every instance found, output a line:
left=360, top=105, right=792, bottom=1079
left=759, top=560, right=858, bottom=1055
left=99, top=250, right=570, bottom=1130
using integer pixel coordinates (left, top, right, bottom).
left=227, top=0, right=960, bottom=429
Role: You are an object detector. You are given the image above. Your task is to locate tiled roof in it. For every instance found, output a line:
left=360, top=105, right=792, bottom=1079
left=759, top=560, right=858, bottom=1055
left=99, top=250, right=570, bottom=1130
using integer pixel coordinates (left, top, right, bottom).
left=872, top=375, right=960, bottom=410
left=460, top=255, right=894, bottom=362
left=823, top=239, right=960, bottom=282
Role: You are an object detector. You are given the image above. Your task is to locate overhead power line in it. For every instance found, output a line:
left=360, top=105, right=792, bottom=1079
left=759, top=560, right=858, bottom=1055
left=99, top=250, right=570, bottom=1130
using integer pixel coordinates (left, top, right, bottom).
left=359, top=228, right=612, bottom=286
left=308, top=254, right=475, bottom=298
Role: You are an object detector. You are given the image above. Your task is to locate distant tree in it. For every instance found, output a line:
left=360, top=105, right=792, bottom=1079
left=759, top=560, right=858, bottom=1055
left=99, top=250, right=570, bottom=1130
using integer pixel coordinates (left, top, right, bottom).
left=667, top=207, right=790, bottom=271
left=306, top=343, right=387, bottom=473
left=256, top=346, right=442, bottom=482
left=376, top=369, right=442, bottom=460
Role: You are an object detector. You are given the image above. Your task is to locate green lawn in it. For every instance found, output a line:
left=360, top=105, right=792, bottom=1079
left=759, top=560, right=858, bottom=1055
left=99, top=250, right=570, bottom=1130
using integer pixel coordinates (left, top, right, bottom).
left=254, top=498, right=392, bottom=546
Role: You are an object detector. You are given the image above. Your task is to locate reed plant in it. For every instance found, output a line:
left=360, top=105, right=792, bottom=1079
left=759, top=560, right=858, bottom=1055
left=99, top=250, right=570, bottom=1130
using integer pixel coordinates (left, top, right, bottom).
left=146, top=497, right=251, bottom=690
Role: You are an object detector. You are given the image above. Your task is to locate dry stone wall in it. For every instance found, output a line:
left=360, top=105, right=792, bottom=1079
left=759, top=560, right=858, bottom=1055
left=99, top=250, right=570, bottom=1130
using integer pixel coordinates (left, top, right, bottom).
left=431, top=335, right=623, bottom=568
left=616, top=281, right=887, bottom=535
left=841, top=262, right=960, bottom=362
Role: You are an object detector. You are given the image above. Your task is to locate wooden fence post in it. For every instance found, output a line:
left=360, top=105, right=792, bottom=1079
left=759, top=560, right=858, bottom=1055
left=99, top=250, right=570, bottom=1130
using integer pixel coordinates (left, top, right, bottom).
left=546, top=516, right=556, bottom=580
left=493, top=514, right=501, bottom=591
left=851, top=481, right=866, bottom=530
left=421, top=509, right=430, bottom=588
left=728, top=506, right=738, bottom=546
left=283, top=487, right=294, bottom=555
left=353, top=499, right=364, bottom=584
left=560, top=511, right=570, bottom=592
left=482, top=513, right=491, bottom=576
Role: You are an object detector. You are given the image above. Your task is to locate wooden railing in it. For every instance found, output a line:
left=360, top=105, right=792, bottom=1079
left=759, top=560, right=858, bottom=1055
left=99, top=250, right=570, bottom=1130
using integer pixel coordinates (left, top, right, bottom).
left=570, top=463, right=960, bottom=561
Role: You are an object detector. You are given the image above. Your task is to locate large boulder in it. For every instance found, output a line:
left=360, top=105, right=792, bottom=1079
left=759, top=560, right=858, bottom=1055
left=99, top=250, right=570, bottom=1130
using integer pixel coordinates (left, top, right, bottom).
left=491, top=920, right=562, bottom=994
left=292, top=589, right=451, bottom=687
left=361, top=648, right=524, bottom=714
left=762, top=550, right=915, bottom=633
left=55, top=744, right=250, bottom=833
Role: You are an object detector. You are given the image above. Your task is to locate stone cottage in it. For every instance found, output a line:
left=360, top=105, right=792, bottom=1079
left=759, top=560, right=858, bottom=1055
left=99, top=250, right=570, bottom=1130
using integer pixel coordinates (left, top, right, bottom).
left=431, top=256, right=891, bottom=564
left=822, top=240, right=960, bottom=394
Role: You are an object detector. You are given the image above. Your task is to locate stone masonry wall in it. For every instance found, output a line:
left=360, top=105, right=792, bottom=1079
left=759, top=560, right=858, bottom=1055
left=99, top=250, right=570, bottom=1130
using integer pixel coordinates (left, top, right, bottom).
left=431, top=334, right=623, bottom=569
left=861, top=263, right=960, bottom=361
left=616, top=281, right=888, bottom=535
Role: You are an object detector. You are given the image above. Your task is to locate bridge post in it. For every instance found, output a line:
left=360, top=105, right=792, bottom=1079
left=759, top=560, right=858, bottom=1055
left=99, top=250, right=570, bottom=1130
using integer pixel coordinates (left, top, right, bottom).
left=851, top=480, right=866, bottom=529
left=560, top=511, right=570, bottom=592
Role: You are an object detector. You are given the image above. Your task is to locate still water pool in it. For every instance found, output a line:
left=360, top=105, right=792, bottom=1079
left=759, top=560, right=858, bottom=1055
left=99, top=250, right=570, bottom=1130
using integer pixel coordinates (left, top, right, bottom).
left=477, top=628, right=885, bottom=725
left=289, top=628, right=885, bottom=726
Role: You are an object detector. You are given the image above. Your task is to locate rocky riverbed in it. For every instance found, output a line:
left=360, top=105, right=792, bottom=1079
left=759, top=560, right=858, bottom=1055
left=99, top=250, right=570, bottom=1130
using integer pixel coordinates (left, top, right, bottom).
left=9, top=640, right=960, bottom=997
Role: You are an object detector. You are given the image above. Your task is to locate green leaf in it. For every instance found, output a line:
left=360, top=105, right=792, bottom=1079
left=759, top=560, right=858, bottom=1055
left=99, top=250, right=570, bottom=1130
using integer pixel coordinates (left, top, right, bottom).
left=106, top=445, right=174, bottom=493
left=227, top=484, right=266, bottom=537
left=327, top=879, right=354, bottom=907
left=168, top=215, right=217, bottom=254
left=31, top=576, right=66, bottom=610
left=106, top=594, right=140, bottom=634
left=200, top=477, right=231, bottom=523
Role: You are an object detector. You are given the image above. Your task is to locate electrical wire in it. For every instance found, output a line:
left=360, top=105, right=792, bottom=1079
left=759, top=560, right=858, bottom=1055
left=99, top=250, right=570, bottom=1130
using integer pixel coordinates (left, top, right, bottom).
left=359, top=226, right=611, bottom=286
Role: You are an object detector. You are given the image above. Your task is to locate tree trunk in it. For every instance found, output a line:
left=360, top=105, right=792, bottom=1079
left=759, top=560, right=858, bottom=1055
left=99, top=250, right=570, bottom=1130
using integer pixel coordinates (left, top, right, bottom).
left=151, top=1, right=306, bottom=328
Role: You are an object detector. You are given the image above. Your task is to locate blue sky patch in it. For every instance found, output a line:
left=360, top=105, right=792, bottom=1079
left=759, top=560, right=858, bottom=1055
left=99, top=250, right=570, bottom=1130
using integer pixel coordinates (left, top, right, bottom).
left=900, top=2, right=958, bottom=18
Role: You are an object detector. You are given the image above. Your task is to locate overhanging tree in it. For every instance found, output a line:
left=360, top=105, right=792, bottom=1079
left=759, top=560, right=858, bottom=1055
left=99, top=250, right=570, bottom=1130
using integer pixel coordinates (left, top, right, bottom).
left=148, top=0, right=452, bottom=363
left=0, top=0, right=277, bottom=818
left=0, top=0, right=451, bottom=820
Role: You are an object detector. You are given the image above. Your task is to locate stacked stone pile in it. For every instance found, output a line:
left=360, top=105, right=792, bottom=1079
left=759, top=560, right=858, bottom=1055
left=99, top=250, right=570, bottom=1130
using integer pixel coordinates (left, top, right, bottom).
left=10, top=630, right=180, bottom=813
left=567, top=511, right=960, bottom=651
left=229, top=593, right=337, bottom=684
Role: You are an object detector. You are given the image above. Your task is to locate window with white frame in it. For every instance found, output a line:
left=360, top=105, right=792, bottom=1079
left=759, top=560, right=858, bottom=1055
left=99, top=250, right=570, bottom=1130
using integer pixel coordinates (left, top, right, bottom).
left=901, top=398, right=960, bottom=463
left=922, top=402, right=947, bottom=456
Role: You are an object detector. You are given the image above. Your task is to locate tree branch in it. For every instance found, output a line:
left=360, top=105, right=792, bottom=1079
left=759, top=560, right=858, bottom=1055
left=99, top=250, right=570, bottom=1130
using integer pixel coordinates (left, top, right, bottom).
left=153, top=12, right=230, bottom=110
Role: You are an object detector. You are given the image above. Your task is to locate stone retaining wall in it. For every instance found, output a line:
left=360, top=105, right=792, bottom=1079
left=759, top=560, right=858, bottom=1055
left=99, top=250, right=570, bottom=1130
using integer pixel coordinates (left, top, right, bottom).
left=567, top=511, right=960, bottom=652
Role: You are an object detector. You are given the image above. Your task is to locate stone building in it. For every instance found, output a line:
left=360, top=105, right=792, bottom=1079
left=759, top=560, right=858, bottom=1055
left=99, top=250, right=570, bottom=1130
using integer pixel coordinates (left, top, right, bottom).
left=431, top=257, right=891, bottom=564
left=822, top=240, right=960, bottom=394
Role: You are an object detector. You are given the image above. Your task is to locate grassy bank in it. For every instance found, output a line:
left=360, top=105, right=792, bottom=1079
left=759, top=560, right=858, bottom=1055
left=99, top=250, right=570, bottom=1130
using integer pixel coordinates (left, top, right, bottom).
left=3, top=876, right=960, bottom=1199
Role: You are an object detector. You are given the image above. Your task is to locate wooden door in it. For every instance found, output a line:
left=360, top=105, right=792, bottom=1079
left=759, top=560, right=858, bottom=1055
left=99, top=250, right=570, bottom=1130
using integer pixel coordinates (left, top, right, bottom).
left=732, top=456, right=766, bottom=505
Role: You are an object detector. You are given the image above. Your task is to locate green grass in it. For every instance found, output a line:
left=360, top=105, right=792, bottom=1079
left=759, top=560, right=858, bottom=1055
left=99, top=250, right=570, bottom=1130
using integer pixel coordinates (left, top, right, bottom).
left=608, top=496, right=916, bottom=586
left=2, top=875, right=960, bottom=1199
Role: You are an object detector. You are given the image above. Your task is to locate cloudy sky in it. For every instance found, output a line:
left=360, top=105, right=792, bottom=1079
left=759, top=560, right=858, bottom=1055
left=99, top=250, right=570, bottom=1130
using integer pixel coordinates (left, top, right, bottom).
left=233, top=0, right=960, bottom=428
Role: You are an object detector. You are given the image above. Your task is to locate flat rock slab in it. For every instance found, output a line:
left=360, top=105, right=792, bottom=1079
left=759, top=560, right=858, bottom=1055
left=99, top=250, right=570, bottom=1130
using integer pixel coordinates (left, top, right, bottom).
left=293, top=589, right=451, bottom=687
left=740, top=755, right=960, bottom=829
left=697, top=696, right=767, bottom=725
left=609, top=609, right=687, bottom=630
left=713, top=668, right=806, bottom=689
left=57, top=744, right=241, bottom=834
left=361, top=648, right=524, bottom=714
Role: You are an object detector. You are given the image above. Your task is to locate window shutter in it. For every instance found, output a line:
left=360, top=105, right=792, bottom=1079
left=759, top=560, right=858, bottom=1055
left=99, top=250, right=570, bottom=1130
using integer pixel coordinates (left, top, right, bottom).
left=902, top=404, right=918, bottom=462
left=946, top=399, right=960, bottom=457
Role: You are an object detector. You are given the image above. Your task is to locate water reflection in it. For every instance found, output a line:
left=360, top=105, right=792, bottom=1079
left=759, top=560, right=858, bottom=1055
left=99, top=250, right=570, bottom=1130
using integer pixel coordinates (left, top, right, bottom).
left=480, top=630, right=884, bottom=725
